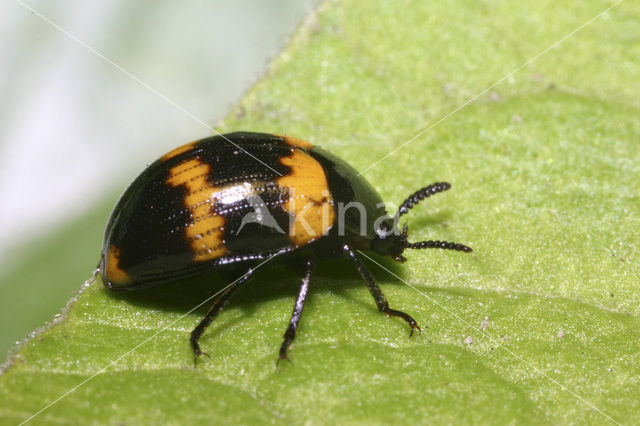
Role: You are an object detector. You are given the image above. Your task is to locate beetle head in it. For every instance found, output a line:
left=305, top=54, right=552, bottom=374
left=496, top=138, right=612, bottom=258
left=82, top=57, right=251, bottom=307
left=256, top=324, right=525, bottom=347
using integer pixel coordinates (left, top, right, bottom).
left=369, top=183, right=472, bottom=262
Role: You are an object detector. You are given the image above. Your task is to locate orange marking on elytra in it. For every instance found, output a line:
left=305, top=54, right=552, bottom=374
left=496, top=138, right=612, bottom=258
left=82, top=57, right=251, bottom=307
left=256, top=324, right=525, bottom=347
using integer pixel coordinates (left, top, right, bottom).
left=105, top=245, right=130, bottom=285
left=166, top=158, right=227, bottom=261
left=161, top=140, right=198, bottom=161
left=276, top=149, right=334, bottom=246
left=277, top=135, right=314, bottom=150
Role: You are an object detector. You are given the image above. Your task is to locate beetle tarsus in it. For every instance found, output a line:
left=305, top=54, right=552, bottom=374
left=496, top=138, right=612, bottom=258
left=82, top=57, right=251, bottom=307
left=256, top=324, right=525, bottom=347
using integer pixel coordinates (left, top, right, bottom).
left=383, top=307, right=422, bottom=337
left=192, top=346, right=210, bottom=367
left=410, top=323, right=422, bottom=337
left=276, top=353, right=294, bottom=367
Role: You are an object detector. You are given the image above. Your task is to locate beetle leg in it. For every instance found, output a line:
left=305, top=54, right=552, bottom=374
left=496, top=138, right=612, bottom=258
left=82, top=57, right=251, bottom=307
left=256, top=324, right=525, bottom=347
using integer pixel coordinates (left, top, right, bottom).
left=342, top=244, right=421, bottom=336
left=278, top=258, right=315, bottom=365
left=190, top=267, right=256, bottom=365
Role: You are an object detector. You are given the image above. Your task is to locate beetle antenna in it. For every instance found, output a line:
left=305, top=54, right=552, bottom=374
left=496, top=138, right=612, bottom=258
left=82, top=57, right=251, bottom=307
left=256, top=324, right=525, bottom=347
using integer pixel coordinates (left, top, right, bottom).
left=396, top=182, right=451, bottom=218
left=402, top=239, right=473, bottom=253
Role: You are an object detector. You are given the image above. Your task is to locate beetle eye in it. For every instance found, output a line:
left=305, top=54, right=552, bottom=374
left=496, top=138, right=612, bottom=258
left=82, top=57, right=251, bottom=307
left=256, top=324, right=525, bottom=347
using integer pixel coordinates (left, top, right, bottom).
left=374, top=217, right=396, bottom=238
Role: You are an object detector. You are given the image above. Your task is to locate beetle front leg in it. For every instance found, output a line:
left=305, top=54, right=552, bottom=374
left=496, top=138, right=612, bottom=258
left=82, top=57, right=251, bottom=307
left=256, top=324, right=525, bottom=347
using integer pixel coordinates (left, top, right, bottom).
left=278, top=258, right=315, bottom=365
left=342, top=244, right=421, bottom=336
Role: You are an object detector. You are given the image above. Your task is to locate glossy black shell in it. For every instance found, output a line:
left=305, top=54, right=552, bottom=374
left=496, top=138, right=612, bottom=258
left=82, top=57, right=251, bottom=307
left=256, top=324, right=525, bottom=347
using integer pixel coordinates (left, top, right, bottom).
left=100, top=132, right=388, bottom=290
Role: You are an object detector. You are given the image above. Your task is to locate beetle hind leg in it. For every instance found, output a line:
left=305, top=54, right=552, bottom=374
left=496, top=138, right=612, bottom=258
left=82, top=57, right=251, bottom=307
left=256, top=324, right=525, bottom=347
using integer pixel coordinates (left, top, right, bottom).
left=190, top=267, right=256, bottom=365
left=342, top=244, right=421, bottom=336
left=278, top=258, right=315, bottom=365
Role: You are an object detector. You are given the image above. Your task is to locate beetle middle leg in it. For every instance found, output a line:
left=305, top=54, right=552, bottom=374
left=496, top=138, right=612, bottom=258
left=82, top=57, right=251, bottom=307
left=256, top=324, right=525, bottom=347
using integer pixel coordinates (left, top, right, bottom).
left=190, top=267, right=256, bottom=365
left=278, top=258, right=315, bottom=364
left=342, top=244, right=421, bottom=336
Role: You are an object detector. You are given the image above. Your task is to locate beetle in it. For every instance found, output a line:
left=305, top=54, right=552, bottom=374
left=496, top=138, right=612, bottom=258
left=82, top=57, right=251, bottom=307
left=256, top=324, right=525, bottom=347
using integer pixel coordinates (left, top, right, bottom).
left=98, top=131, right=472, bottom=363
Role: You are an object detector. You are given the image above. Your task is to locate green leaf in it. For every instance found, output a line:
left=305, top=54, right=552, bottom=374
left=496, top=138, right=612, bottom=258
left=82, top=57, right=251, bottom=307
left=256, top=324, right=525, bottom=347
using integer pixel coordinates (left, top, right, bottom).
left=2, top=0, right=639, bottom=424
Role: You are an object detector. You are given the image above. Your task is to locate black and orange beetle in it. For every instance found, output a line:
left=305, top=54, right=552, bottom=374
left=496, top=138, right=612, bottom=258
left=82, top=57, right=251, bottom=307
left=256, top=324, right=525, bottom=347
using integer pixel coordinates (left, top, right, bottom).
left=99, top=132, right=471, bottom=363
